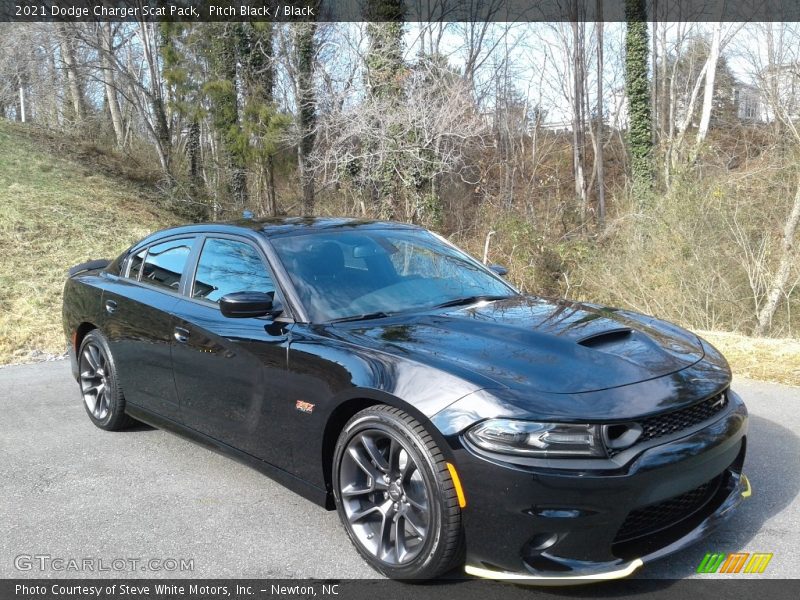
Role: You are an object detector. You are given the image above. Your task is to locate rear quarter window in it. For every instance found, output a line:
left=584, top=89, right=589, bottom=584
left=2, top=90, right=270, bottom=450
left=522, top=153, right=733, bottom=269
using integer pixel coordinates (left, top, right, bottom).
left=127, top=248, right=147, bottom=280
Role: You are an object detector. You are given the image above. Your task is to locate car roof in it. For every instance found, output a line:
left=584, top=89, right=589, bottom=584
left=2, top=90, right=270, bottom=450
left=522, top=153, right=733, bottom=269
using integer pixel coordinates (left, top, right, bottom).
left=139, top=217, right=422, bottom=246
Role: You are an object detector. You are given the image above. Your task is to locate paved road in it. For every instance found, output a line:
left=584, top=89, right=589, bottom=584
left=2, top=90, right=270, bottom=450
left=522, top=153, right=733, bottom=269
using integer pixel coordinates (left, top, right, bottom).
left=1, top=360, right=798, bottom=580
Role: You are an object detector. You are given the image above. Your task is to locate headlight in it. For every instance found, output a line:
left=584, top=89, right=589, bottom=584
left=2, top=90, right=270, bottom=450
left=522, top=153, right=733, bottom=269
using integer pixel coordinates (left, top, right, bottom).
left=465, top=419, right=606, bottom=458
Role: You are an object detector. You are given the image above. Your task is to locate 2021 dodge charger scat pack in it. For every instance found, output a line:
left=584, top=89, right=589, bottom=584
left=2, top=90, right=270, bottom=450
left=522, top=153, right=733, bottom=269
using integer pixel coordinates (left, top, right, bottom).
left=62, top=218, right=750, bottom=583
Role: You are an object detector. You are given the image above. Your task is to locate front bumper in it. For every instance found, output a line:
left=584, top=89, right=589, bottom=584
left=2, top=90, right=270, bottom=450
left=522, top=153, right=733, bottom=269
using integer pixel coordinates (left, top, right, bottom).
left=452, top=392, right=749, bottom=583
left=465, top=472, right=750, bottom=584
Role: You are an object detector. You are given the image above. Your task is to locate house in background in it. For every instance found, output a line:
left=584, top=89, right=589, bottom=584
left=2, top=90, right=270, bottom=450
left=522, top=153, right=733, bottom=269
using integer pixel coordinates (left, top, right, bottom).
left=759, top=63, right=800, bottom=123
left=733, top=83, right=768, bottom=123
left=605, top=77, right=787, bottom=133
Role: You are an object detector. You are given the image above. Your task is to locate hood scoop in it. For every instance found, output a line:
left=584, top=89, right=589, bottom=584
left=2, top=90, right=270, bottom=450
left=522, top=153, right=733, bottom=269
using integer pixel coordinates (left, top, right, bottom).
left=577, top=328, right=633, bottom=349
left=575, top=327, right=668, bottom=368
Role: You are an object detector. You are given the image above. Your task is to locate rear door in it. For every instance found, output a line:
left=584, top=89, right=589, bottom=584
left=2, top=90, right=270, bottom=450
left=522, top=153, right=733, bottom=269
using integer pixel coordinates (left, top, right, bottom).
left=170, top=235, right=292, bottom=467
left=102, top=236, right=196, bottom=420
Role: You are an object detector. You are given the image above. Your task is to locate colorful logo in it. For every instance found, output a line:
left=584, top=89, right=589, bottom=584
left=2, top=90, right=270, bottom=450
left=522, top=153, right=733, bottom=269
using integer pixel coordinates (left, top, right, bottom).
left=696, top=552, right=773, bottom=574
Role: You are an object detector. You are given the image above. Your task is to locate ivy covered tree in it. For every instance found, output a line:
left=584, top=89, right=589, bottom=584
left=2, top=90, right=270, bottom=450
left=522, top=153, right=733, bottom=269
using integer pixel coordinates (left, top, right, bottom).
left=292, top=21, right=318, bottom=216
left=365, top=0, right=406, bottom=220
left=160, top=23, right=205, bottom=198
left=238, top=23, right=290, bottom=216
left=161, top=23, right=289, bottom=217
left=625, top=0, right=653, bottom=203
left=365, top=1, right=405, bottom=101
left=204, top=23, right=248, bottom=210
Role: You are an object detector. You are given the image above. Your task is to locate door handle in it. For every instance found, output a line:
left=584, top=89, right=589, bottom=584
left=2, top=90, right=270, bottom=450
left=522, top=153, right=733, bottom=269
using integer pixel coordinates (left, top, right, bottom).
left=105, top=299, right=117, bottom=314
left=173, top=327, right=190, bottom=343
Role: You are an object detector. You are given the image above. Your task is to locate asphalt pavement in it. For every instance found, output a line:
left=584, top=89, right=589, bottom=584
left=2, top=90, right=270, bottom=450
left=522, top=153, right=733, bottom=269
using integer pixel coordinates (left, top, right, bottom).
left=1, top=360, right=797, bottom=580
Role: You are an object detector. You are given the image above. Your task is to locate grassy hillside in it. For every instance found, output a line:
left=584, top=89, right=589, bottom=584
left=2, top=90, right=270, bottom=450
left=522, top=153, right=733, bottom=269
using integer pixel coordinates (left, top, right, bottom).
left=0, top=121, right=180, bottom=364
left=0, top=121, right=796, bottom=386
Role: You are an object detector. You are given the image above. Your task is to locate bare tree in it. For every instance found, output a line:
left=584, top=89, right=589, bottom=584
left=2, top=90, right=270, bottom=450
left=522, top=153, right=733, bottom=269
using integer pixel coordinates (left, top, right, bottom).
left=739, top=24, right=800, bottom=334
left=56, top=23, right=87, bottom=123
left=312, top=58, right=489, bottom=224
left=755, top=178, right=800, bottom=335
left=97, top=23, right=125, bottom=147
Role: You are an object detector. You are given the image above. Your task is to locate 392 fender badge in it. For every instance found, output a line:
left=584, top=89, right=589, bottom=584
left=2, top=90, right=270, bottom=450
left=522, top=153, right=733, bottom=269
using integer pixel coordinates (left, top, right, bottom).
left=295, top=400, right=315, bottom=414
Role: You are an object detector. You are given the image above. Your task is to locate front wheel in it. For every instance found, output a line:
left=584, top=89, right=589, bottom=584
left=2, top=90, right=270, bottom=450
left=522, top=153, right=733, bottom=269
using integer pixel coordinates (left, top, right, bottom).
left=332, top=405, right=464, bottom=579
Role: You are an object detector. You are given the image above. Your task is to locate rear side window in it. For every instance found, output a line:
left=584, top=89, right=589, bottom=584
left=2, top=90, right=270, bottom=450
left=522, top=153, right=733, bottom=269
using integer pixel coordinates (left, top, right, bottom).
left=192, top=238, right=274, bottom=303
left=140, top=238, right=194, bottom=292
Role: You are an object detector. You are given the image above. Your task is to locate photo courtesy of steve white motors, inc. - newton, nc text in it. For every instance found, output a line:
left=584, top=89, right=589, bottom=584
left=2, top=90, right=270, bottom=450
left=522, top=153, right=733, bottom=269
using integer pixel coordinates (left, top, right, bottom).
left=1, top=0, right=800, bottom=600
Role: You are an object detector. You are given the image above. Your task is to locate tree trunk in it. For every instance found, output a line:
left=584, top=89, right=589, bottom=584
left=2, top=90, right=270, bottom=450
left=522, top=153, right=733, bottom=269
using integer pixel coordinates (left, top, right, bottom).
left=139, top=21, right=171, bottom=173
left=650, top=1, right=658, bottom=142
left=56, top=24, right=86, bottom=123
left=186, top=120, right=201, bottom=189
left=238, top=23, right=277, bottom=211
left=693, top=22, right=722, bottom=157
left=293, top=22, right=318, bottom=215
left=151, top=95, right=171, bottom=171
left=231, top=168, right=248, bottom=210
left=99, top=23, right=124, bottom=147
left=45, top=41, right=61, bottom=127
left=206, top=23, right=245, bottom=208
left=658, top=16, right=669, bottom=140
left=754, top=173, right=800, bottom=336
left=570, top=13, right=587, bottom=219
left=670, top=61, right=707, bottom=167
left=299, top=152, right=315, bottom=216
left=624, top=0, right=653, bottom=201
left=365, top=3, right=405, bottom=219
left=19, top=86, right=26, bottom=122
left=595, top=4, right=606, bottom=227
left=267, top=155, right=277, bottom=216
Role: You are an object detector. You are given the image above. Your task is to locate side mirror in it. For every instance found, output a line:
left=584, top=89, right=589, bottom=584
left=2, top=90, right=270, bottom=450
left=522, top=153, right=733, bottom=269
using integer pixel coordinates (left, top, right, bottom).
left=488, top=264, right=509, bottom=277
left=219, top=291, right=276, bottom=318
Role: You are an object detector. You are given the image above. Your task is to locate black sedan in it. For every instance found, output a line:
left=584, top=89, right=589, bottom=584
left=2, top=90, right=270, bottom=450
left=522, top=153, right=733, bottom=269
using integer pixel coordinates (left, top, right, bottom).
left=62, top=217, right=750, bottom=582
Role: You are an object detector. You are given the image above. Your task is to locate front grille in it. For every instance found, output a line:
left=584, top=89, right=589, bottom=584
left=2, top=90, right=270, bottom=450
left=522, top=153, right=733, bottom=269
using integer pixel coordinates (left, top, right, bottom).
left=637, top=392, right=728, bottom=444
left=605, top=392, right=729, bottom=457
left=613, top=475, right=723, bottom=544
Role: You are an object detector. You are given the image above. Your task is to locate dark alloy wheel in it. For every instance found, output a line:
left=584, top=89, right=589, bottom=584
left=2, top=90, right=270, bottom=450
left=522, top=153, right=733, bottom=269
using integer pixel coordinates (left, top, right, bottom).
left=77, top=330, right=134, bottom=431
left=333, top=405, right=464, bottom=579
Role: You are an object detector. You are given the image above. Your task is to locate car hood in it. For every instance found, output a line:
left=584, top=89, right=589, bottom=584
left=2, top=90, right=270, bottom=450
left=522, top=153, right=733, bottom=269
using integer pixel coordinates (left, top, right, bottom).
left=337, top=296, right=705, bottom=395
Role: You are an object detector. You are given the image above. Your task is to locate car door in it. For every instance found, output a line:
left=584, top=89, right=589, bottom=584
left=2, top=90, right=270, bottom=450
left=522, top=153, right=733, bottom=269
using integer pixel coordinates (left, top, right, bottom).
left=170, top=234, right=293, bottom=467
left=101, top=236, right=196, bottom=421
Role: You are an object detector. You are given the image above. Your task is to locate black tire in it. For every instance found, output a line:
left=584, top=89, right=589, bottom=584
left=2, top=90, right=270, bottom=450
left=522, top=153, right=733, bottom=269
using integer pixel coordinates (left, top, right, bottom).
left=77, top=330, right=135, bottom=431
left=332, top=405, right=464, bottom=580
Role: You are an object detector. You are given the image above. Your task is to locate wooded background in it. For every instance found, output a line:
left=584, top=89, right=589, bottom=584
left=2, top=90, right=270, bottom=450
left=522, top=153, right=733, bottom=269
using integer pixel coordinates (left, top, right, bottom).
left=1, top=3, right=798, bottom=339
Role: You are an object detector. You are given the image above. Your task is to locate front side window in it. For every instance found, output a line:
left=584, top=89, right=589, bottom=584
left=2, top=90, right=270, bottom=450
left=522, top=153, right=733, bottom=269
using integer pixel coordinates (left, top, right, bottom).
left=140, top=238, right=194, bottom=291
left=271, top=229, right=516, bottom=322
left=192, top=238, right=274, bottom=303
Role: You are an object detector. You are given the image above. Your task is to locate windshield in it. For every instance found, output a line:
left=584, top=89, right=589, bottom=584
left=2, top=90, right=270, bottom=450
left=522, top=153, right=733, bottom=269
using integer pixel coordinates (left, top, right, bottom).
left=270, top=228, right=517, bottom=323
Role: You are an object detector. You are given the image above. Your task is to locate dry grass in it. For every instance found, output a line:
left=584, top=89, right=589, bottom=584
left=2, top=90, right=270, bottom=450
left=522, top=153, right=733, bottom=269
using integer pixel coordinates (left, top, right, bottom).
left=699, top=331, right=800, bottom=387
left=0, top=121, right=180, bottom=365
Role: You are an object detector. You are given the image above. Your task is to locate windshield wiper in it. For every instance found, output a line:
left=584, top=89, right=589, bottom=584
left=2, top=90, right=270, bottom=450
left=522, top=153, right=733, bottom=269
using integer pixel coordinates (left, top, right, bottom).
left=432, top=295, right=513, bottom=309
left=328, top=311, right=394, bottom=324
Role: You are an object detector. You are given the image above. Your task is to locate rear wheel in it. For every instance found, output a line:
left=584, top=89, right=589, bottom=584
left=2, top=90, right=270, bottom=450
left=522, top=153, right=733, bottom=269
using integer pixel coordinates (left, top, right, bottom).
left=333, top=405, right=463, bottom=579
left=77, top=330, right=134, bottom=431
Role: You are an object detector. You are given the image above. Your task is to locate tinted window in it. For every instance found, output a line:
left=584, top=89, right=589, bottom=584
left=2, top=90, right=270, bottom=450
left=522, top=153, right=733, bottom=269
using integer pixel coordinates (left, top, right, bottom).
left=192, top=238, right=274, bottom=303
left=141, top=238, right=194, bottom=291
left=128, top=248, right=146, bottom=280
left=271, top=229, right=516, bottom=322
